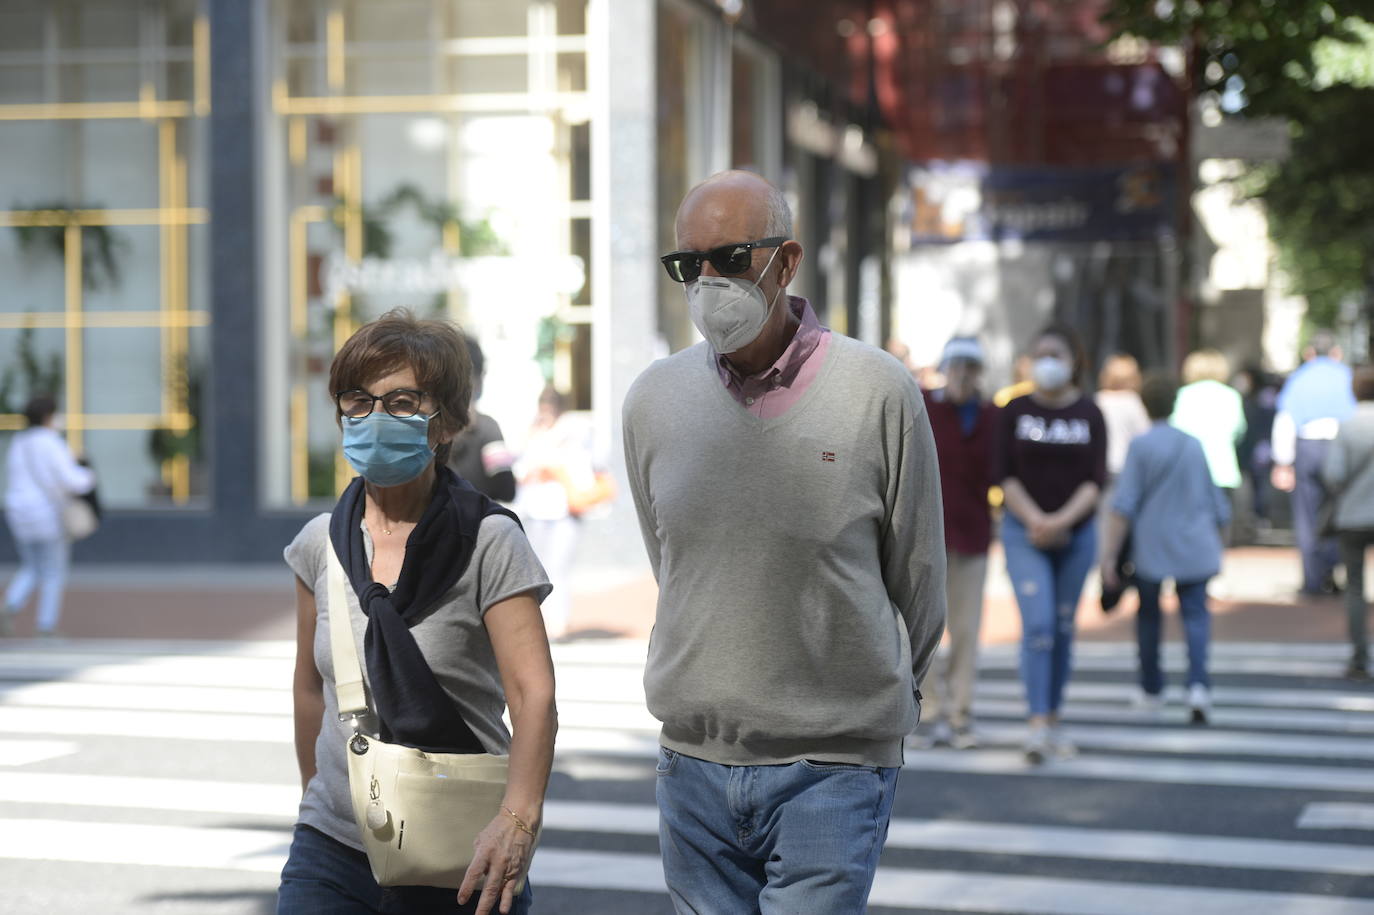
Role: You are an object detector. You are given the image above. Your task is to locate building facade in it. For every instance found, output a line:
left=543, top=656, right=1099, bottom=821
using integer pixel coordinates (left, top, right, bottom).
left=0, top=0, right=890, bottom=564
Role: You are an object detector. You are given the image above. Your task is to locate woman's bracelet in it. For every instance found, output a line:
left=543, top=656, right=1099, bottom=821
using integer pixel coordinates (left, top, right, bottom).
left=501, top=805, right=536, bottom=837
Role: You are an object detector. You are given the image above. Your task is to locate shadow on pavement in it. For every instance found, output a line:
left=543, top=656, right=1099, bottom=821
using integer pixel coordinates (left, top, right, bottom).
left=138, top=889, right=276, bottom=915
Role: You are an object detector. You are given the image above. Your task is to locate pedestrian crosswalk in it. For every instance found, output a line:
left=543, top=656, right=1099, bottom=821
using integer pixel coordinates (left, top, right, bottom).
left=0, top=638, right=1371, bottom=914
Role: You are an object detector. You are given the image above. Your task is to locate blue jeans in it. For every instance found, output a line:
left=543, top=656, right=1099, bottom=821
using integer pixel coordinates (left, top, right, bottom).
left=276, top=823, right=532, bottom=915
left=655, top=748, right=898, bottom=915
left=4, top=538, right=70, bottom=633
left=1135, top=579, right=1211, bottom=694
left=1002, top=514, right=1097, bottom=718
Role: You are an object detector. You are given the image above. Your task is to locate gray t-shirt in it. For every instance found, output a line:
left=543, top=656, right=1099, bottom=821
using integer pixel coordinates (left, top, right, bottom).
left=284, top=511, right=552, bottom=851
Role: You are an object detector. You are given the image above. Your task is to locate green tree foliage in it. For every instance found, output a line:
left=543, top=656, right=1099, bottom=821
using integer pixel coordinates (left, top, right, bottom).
left=1102, top=1, right=1374, bottom=328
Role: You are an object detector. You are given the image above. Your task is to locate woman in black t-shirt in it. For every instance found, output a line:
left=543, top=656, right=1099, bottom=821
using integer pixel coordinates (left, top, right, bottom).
left=995, top=324, right=1107, bottom=765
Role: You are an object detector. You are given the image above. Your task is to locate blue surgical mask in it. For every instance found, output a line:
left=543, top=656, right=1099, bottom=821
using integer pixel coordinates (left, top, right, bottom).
left=341, top=412, right=435, bottom=487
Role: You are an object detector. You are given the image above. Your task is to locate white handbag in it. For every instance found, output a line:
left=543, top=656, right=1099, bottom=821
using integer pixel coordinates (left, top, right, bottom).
left=62, top=498, right=99, bottom=541
left=326, top=546, right=521, bottom=889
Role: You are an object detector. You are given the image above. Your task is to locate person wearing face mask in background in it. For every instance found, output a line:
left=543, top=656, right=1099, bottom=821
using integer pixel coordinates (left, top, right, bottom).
left=623, top=170, right=946, bottom=914
left=922, top=337, right=999, bottom=750
left=278, top=309, right=556, bottom=915
left=995, top=323, right=1107, bottom=765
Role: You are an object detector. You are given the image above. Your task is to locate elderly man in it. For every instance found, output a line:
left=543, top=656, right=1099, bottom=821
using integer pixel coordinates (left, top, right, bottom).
left=622, top=170, right=946, bottom=913
left=1271, top=330, right=1356, bottom=596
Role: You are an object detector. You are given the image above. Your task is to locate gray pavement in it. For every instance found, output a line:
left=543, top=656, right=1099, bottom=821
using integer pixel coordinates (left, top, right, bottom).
left=0, top=545, right=1371, bottom=912
left=0, top=544, right=1357, bottom=647
left=0, top=633, right=1371, bottom=913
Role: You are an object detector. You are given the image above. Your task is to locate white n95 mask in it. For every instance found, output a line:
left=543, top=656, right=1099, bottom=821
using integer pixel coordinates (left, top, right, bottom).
left=685, top=247, right=782, bottom=354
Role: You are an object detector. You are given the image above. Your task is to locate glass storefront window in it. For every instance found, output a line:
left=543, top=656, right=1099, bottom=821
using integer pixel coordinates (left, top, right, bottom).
left=266, top=0, right=591, bottom=507
left=656, top=0, right=699, bottom=353
left=0, top=0, right=210, bottom=510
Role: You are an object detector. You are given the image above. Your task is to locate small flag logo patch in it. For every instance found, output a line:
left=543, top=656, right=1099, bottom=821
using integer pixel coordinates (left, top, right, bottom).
left=821, top=451, right=836, bottom=462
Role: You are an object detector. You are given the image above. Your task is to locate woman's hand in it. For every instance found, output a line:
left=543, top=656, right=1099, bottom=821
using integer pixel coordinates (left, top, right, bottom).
left=457, top=809, right=537, bottom=915
left=1029, top=514, right=1069, bottom=549
left=1100, top=560, right=1121, bottom=592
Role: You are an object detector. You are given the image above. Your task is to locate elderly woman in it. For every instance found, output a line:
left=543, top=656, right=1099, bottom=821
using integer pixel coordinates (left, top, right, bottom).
left=277, top=309, right=556, bottom=915
left=1171, top=349, right=1247, bottom=493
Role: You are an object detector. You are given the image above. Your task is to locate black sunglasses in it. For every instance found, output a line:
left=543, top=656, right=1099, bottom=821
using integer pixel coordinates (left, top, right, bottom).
left=659, top=237, right=788, bottom=284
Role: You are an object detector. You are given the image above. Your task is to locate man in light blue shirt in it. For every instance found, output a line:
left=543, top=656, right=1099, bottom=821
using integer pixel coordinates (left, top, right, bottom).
left=1102, top=373, right=1230, bottom=724
left=1271, top=330, right=1356, bottom=595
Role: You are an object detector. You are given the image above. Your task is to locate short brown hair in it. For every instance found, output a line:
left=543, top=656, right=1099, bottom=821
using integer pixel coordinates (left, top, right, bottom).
left=1098, top=354, right=1142, bottom=392
left=1353, top=366, right=1374, bottom=403
left=328, top=308, right=472, bottom=464
left=1140, top=371, right=1179, bottom=420
left=23, top=394, right=57, bottom=428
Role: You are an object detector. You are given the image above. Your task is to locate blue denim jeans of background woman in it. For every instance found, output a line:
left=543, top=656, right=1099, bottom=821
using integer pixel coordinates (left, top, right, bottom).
left=3, top=538, right=70, bottom=634
left=655, top=747, right=899, bottom=915
left=276, top=824, right=532, bottom=915
left=1001, top=514, right=1097, bottom=718
left=1135, top=579, right=1211, bottom=695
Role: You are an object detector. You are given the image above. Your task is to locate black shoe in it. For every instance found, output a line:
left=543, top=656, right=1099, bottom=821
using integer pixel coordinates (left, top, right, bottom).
left=1346, top=659, right=1372, bottom=681
left=1100, top=583, right=1126, bottom=613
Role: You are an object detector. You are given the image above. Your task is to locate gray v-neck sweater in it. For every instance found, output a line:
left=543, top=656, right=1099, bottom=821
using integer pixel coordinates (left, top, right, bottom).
left=622, top=335, right=947, bottom=767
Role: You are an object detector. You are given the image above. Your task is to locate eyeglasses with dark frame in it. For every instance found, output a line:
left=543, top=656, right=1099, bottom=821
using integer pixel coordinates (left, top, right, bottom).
left=659, top=236, right=788, bottom=284
left=334, top=388, right=437, bottom=419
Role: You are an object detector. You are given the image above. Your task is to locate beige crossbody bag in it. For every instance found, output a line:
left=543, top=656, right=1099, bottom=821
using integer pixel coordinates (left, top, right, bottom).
left=326, top=545, right=522, bottom=889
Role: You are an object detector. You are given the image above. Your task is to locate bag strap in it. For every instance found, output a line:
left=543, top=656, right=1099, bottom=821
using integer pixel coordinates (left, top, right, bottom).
left=326, top=542, right=370, bottom=721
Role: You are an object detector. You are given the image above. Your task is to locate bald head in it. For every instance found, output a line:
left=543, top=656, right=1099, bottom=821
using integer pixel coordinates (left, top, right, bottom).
left=676, top=170, right=792, bottom=248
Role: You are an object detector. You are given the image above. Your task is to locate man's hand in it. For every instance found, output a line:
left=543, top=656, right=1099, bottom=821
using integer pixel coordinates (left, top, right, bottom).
left=457, top=809, right=537, bottom=915
left=1271, top=464, right=1296, bottom=493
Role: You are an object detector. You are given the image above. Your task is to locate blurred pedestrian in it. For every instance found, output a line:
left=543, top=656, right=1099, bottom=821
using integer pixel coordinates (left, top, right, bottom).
left=1171, top=349, right=1247, bottom=496
left=2, top=394, right=96, bottom=638
left=625, top=170, right=945, bottom=913
left=1271, top=330, right=1356, bottom=596
left=1096, top=355, right=1150, bottom=482
left=923, top=337, right=998, bottom=750
left=1234, top=366, right=1279, bottom=532
left=1101, top=373, right=1229, bottom=724
left=446, top=334, right=516, bottom=501
left=995, top=323, right=1106, bottom=765
left=1320, top=366, right=1374, bottom=681
left=885, top=338, right=915, bottom=375
left=278, top=309, right=555, bottom=915
left=1095, top=355, right=1150, bottom=610
left=514, top=385, right=606, bottom=640
left=994, top=353, right=1035, bottom=407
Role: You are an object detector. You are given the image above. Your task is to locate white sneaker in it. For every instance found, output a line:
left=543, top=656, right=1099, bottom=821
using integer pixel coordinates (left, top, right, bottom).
left=1049, top=724, right=1078, bottom=759
left=1188, top=684, right=1210, bottom=726
left=1132, top=689, right=1164, bottom=718
left=928, top=719, right=954, bottom=749
left=950, top=723, right=979, bottom=750
left=1024, top=725, right=1049, bottom=765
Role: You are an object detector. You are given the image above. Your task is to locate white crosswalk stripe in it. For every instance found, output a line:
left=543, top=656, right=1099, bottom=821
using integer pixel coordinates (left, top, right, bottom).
left=0, top=638, right=1371, bottom=914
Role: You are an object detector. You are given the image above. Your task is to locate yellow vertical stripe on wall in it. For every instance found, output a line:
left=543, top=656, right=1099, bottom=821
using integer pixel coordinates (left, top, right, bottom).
left=63, top=224, right=84, bottom=455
